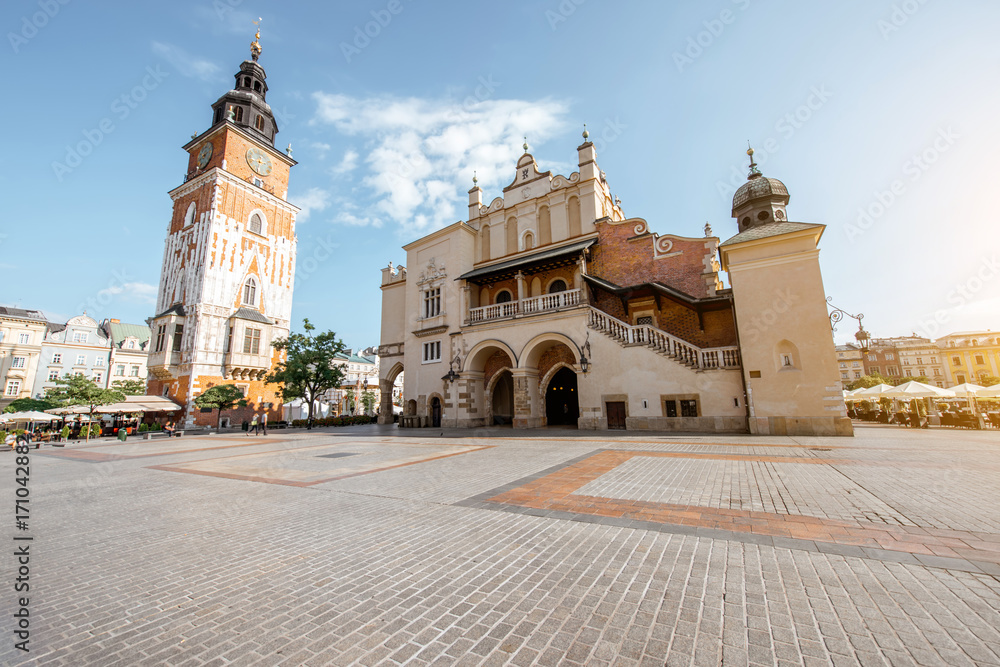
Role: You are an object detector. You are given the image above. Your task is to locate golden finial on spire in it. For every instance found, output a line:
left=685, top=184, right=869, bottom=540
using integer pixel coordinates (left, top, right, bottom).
left=250, top=17, right=262, bottom=61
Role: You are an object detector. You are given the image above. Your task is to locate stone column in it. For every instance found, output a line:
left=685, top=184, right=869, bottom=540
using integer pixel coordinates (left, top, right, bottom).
left=460, top=283, right=470, bottom=325
left=511, top=369, right=541, bottom=429
left=378, top=387, right=393, bottom=424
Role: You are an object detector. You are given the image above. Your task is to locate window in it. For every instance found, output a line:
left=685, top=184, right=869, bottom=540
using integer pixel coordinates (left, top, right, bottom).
left=75, top=355, right=86, bottom=365
left=885, top=353, right=894, bottom=360
left=184, top=202, right=196, bottom=227
left=870, top=366, right=880, bottom=375
left=680, top=400, right=698, bottom=417
left=933, top=368, right=941, bottom=376
left=11, top=356, right=26, bottom=369
left=47, top=370, right=58, bottom=381
left=243, top=277, right=257, bottom=305
left=839, top=362, right=846, bottom=369
left=5, top=380, right=20, bottom=396
left=162, top=385, right=170, bottom=397
left=243, top=328, right=261, bottom=354
left=548, top=279, right=567, bottom=294
left=243, top=76, right=251, bottom=87
left=495, top=290, right=512, bottom=304
left=73, top=331, right=88, bottom=343
left=130, top=365, right=139, bottom=377
left=114, top=364, right=126, bottom=376
left=225, top=326, right=233, bottom=354
left=128, top=340, right=136, bottom=349
left=93, top=372, right=103, bottom=385
left=930, top=357, right=937, bottom=364
left=867, top=355, right=876, bottom=362
left=853, top=371, right=862, bottom=379
left=918, top=369, right=925, bottom=377
left=957, top=374, right=966, bottom=384
left=18, top=332, right=30, bottom=344
left=852, top=362, right=860, bottom=368
left=636, top=316, right=653, bottom=326
left=887, top=366, right=899, bottom=376
left=155, top=325, right=166, bottom=353
left=422, top=341, right=441, bottom=363
left=916, top=358, right=923, bottom=365
left=248, top=214, right=262, bottom=235
left=254, top=115, right=265, bottom=131
left=953, top=356, right=962, bottom=366
left=94, top=357, right=104, bottom=367
left=841, top=372, right=848, bottom=379
left=664, top=400, right=677, bottom=417
left=423, top=287, right=441, bottom=318
left=975, top=355, right=985, bottom=365
left=233, top=106, right=244, bottom=123
left=172, top=325, right=184, bottom=352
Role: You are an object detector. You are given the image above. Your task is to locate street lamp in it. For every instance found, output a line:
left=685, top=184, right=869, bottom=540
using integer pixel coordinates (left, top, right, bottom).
left=827, top=298, right=870, bottom=353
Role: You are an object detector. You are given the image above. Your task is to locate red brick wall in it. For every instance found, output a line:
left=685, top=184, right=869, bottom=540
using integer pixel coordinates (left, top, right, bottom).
left=537, top=343, right=576, bottom=385
left=484, top=350, right=513, bottom=385
left=590, top=218, right=716, bottom=298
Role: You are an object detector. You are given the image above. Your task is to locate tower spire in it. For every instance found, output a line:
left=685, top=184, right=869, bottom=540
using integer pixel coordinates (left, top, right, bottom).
left=746, top=141, right=761, bottom=179
left=250, top=17, right=262, bottom=61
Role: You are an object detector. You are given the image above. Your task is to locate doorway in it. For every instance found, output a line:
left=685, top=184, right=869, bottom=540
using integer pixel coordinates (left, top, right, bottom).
left=545, top=367, right=579, bottom=426
left=491, top=370, right=514, bottom=425
left=431, top=397, right=441, bottom=427
left=606, top=401, right=626, bottom=430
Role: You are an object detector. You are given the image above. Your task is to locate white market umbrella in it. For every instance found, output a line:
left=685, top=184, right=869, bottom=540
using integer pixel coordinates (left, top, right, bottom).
left=978, top=385, right=1000, bottom=398
left=881, top=381, right=956, bottom=399
left=949, top=383, right=986, bottom=396
left=4, top=411, right=60, bottom=422
left=856, top=383, right=895, bottom=397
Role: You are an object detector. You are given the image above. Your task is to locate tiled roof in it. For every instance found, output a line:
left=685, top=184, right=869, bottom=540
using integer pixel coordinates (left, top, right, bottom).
left=232, top=307, right=273, bottom=325
left=719, top=222, right=824, bottom=247
left=107, top=322, right=151, bottom=347
left=0, top=307, right=47, bottom=321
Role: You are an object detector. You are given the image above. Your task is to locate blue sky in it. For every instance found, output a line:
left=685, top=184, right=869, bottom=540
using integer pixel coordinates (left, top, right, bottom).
left=3, top=1, right=999, bottom=349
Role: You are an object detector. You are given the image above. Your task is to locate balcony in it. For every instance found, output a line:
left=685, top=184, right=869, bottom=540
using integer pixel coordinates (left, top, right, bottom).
left=468, top=288, right=582, bottom=324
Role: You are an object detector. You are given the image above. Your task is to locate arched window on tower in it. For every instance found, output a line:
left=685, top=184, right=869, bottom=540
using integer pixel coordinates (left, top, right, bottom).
left=248, top=213, right=263, bottom=235
left=243, top=77, right=251, bottom=88
left=184, top=202, right=196, bottom=228
left=242, top=277, right=257, bottom=306
left=233, top=107, right=244, bottom=123
left=255, top=115, right=265, bottom=131
left=254, top=81, right=262, bottom=93
left=214, top=107, right=223, bottom=124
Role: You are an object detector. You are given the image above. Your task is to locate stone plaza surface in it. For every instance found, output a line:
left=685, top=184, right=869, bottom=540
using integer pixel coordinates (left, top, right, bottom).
left=2, top=424, right=1000, bottom=666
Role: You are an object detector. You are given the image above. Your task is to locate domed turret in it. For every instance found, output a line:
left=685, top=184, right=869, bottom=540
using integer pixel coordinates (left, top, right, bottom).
left=207, top=21, right=278, bottom=145
left=732, top=146, right=790, bottom=233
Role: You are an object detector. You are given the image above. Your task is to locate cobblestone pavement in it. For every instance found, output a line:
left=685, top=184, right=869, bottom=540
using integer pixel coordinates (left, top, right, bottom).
left=2, top=424, right=1000, bottom=666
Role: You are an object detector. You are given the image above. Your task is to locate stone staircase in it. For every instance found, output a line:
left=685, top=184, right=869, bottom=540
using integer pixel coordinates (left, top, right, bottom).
left=587, top=307, right=740, bottom=370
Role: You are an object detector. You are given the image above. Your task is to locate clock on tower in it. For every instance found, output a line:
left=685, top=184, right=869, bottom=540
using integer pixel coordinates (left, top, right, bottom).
left=146, top=26, right=299, bottom=429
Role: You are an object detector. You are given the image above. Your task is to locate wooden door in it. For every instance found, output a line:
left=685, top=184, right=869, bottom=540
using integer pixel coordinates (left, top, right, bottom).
left=606, top=401, right=626, bottom=430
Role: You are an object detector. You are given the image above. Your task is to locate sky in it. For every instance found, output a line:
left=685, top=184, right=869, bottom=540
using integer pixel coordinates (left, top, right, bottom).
left=3, top=1, right=999, bottom=349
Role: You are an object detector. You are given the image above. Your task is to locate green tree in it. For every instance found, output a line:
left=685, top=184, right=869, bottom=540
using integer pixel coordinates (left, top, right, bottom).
left=265, top=319, right=346, bottom=428
left=895, top=376, right=931, bottom=386
left=112, top=379, right=147, bottom=395
left=361, top=390, right=377, bottom=416
left=979, top=375, right=1000, bottom=387
left=846, top=373, right=891, bottom=391
left=344, top=388, right=356, bottom=415
left=45, top=374, right=125, bottom=442
left=193, top=384, right=248, bottom=432
left=2, top=397, right=57, bottom=414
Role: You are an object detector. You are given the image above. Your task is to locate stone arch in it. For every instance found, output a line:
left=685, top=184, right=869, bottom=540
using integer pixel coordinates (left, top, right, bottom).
left=485, top=367, right=514, bottom=426
left=522, top=230, right=534, bottom=251
left=539, top=361, right=578, bottom=396
left=545, top=277, right=568, bottom=294
left=520, top=332, right=580, bottom=371
left=775, top=339, right=800, bottom=371
left=426, top=391, right=445, bottom=424
left=465, top=340, right=518, bottom=374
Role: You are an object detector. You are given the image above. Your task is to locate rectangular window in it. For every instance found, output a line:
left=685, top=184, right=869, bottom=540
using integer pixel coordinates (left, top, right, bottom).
left=870, top=366, right=880, bottom=375
left=225, top=326, right=233, bottom=354
left=94, top=357, right=105, bottom=367
left=916, top=358, right=923, bottom=365
left=423, top=287, right=442, bottom=318
left=422, top=341, right=441, bottom=363
left=243, top=328, right=261, bottom=354
left=887, top=366, right=899, bottom=376
left=75, top=355, right=86, bottom=365
left=155, top=325, right=166, bottom=353
left=129, top=365, right=140, bottom=377
left=5, top=380, right=20, bottom=396
left=867, top=355, right=876, bottom=362
left=94, top=372, right=103, bottom=385
left=47, top=370, right=59, bottom=381
left=953, top=356, right=961, bottom=366
left=854, top=371, right=862, bottom=379
left=664, top=400, right=677, bottom=417
left=172, top=325, right=184, bottom=352
left=114, top=364, right=126, bottom=376
left=680, top=400, right=698, bottom=417
left=18, top=333, right=30, bottom=344
left=976, top=355, right=985, bottom=365
left=52, top=353, right=61, bottom=364
left=933, top=368, right=941, bottom=376
left=839, top=362, right=846, bottom=369
left=852, top=362, right=860, bottom=368
left=11, top=356, right=26, bottom=369
left=72, top=331, right=88, bottom=343
left=841, top=372, right=848, bottom=379
left=885, top=353, right=894, bottom=360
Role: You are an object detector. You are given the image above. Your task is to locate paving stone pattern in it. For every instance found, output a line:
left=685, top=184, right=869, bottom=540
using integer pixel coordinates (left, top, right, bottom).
left=1, top=424, right=999, bottom=665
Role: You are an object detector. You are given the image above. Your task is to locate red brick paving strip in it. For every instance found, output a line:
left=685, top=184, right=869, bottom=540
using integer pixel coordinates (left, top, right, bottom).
left=487, top=450, right=1000, bottom=565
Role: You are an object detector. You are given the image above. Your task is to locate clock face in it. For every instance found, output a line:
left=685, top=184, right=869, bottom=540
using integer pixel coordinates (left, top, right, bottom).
left=196, top=142, right=213, bottom=168
left=246, top=147, right=273, bottom=176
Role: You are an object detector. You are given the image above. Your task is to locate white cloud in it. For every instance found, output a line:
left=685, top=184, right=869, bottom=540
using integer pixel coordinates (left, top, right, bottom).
left=97, top=282, right=158, bottom=305
left=310, top=142, right=332, bottom=159
left=310, top=92, right=569, bottom=235
left=292, top=187, right=332, bottom=222
left=332, top=149, right=359, bottom=175
left=151, top=42, right=221, bottom=82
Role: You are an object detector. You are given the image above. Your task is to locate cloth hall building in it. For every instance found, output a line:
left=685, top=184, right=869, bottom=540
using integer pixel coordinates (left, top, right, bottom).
left=378, top=139, right=851, bottom=436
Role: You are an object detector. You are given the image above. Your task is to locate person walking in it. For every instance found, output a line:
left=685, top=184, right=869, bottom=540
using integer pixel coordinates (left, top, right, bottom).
left=260, top=410, right=268, bottom=436
left=248, top=414, right=259, bottom=436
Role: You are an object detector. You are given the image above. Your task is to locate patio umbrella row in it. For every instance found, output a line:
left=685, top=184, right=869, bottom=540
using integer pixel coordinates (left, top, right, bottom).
left=846, top=382, right=1000, bottom=400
